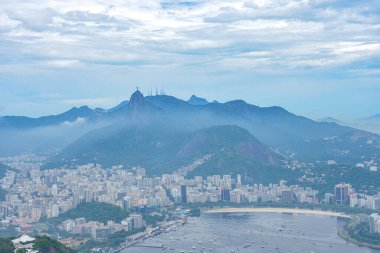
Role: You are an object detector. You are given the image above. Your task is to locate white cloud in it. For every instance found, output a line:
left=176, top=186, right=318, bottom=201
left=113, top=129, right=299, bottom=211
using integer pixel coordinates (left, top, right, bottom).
left=0, top=0, right=379, bottom=73
left=333, top=42, right=380, bottom=54
left=221, top=57, right=272, bottom=70
left=0, top=13, right=21, bottom=31
left=46, top=59, right=82, bottom=68
left=62, top=117, right=87, bottom=127
left=238, top=51, right=273, bottom=57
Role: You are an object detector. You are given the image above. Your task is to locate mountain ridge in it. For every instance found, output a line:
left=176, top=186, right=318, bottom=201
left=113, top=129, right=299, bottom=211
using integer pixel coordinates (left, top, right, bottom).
left=1, top=91, right=379, bottom=175
left=44, top=124, right=282, bottom=176
left=187, top=95, right=209, bottom=105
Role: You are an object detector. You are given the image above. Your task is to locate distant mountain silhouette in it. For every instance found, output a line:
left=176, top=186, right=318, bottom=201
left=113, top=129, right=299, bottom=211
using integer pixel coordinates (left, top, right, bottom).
left=1, top=90, right=380, bottom=175
left=187, top=95, right=209, bottom=105
left=0, top=105, right=103, bottom=129
left=318, top=117, right=347, bottom=125
left=45, top=124, right=282, bottom=176
left=365, top=113, right=380, bottom=120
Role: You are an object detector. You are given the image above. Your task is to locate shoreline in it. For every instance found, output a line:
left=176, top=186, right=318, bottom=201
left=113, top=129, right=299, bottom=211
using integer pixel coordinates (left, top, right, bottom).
left=338, top=228, right=380, bottom=250
left=338, top=215, right=380, bottom=250
left=204, top=207, right=351, bottom=218
left=337, top=227, right=379, bottom=250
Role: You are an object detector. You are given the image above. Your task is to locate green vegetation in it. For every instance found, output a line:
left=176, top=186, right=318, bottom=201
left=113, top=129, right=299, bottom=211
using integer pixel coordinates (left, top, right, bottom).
left=188, top=207, right=201, bottom=217
left=50, top=202, right=128, bottom=224
left=33, top=236, right=76, bottom=253
left=0, top=236, right=76, bottom=253
left=303, top=164, right=380, bottom=196
left=163, top=185, right=175, bottom=203
left=187, top=150, right=299, bottom=182
left=343, top=216, right=380, bottom=248
left=143, top=213, right=165, bottom=226
left=0, top=238, right=15, bottom=253
left=44, top=125, right=189, bottom=175
left=183, top=201, right=379, bottom=216
left=45, top=125, right=282, bottom=177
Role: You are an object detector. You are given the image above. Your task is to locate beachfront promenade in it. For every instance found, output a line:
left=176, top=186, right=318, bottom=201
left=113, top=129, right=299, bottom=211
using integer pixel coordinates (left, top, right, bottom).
left=205, top=207, right=351, bottom=218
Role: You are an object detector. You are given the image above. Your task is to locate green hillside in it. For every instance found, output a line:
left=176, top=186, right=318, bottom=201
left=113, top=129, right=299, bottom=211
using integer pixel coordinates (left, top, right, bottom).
left=33, top=236, right=76, bottom=253
left=50, top=202, right=128, bottom=224
left=187, top=150, right=298, bottom=183
left=44, top=125, right=283, bottom=176
left=0, top=236, right=76, bottom=253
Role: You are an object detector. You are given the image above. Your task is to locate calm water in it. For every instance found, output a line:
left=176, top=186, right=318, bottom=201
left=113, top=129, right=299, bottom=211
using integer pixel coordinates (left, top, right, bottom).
left=123, top=212, right=379, bottom=253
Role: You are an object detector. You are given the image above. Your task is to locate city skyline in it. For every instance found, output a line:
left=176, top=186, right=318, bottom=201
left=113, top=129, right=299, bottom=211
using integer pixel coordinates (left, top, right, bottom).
left=2, top=1, right=380, bottom=252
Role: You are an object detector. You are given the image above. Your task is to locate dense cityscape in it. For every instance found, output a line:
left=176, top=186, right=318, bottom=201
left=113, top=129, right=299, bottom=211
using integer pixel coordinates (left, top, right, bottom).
left=1, top=153, right=380, bottom=252
left=2, top=0, right=380, bottom=252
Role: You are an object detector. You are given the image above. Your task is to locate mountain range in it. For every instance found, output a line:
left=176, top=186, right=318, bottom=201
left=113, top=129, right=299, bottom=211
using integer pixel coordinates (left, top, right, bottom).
left=319, top=115, right=380, bottom=135
left=1, top=91, right=379, bottom=179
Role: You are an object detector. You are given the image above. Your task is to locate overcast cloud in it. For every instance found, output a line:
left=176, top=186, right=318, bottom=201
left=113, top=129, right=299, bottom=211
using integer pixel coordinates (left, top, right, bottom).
left=0, top=0, right=380, bottom=120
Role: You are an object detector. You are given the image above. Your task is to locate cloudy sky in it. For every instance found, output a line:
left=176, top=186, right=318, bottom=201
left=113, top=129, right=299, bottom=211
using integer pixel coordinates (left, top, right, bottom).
left=0, top=0, right=379, bottom=120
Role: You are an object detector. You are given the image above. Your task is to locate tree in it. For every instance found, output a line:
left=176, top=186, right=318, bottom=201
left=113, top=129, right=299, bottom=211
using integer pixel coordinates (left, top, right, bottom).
left=33, top=236, right=76, bottom=253
left=0, top=238, right=15, bottom=253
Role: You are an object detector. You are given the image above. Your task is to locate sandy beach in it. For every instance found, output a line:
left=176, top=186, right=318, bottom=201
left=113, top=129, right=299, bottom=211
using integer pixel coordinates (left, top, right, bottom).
left=205, top=207, right=351, bottom=218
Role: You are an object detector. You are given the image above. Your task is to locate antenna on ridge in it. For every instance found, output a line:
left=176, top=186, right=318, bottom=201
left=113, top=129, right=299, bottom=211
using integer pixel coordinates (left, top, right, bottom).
left=161, top=84, right=165, bottom=95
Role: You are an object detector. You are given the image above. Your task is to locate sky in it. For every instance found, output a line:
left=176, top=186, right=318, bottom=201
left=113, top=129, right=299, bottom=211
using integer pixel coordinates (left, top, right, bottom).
left=0, top=0, right=380, bottom=120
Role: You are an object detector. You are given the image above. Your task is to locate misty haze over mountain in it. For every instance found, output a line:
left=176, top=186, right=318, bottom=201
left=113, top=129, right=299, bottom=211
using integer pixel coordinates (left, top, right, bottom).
left=1, top=90, right=379, bottom=179
left=319, top=115, right=380, bottom=135
left=2, top=1, right=380, bottom=252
